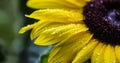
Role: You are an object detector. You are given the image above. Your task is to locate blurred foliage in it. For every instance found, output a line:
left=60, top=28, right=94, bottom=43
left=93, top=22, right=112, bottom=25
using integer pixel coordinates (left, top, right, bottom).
left=0, top=0, right=23, bottom=63
left=40, top=54, right=49, bottom=63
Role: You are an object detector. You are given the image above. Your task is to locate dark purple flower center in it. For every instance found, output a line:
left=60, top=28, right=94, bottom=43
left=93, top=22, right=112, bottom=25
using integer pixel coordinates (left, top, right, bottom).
left=83, top=0, right=120, bottom=46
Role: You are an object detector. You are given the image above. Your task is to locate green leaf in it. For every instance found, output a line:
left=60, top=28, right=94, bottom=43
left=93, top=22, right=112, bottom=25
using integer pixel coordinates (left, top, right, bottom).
left=40, top=53, right=49, bottom=63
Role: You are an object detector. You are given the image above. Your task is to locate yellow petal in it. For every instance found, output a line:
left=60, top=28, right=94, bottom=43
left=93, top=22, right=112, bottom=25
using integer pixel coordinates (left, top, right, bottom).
left=91, top=43, right=106, bottom=63
left=30, top=21, right=62, bottom=39
left=115, top=45, right=120, bottom=62
left=48, top=31, right=93, bottom=63
left=34, top=24, right=88, bottom=45
left=104, top=45, right=116, bottom=63
left=66, top=0, right=90, bottom=7
left=27, top=9, right=84, bottom=23
left=19, top=23, right=36, bottom=34
left=27, top=0, right=89, bottom=9
left=72, top=39, right=98, bottom=63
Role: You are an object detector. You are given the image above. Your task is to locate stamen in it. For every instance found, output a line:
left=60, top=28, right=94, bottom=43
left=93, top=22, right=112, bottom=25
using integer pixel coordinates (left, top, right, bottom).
left=83, top=0, right=120, bottom=46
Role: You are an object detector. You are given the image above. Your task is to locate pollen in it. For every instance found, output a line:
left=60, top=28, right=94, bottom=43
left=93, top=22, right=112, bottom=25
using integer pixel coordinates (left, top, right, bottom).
left=83, top=0, right=120, bottom=46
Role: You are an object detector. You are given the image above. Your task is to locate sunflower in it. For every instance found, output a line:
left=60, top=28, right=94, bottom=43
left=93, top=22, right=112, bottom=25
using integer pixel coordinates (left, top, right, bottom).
left=19, top=0, right=120, bottom=63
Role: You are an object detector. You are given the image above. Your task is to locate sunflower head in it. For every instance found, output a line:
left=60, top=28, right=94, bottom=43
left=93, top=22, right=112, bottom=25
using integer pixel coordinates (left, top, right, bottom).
left=19, top=0, right=120, bottom=63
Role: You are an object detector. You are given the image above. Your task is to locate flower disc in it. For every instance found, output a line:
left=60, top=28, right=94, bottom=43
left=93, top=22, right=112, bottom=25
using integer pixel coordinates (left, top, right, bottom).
left=83, top=0, right=120, bottom=45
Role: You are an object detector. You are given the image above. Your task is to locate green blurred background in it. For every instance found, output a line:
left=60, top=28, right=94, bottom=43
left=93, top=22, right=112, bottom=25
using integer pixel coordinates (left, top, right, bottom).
left=0, top=0, right=50, bottom=63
